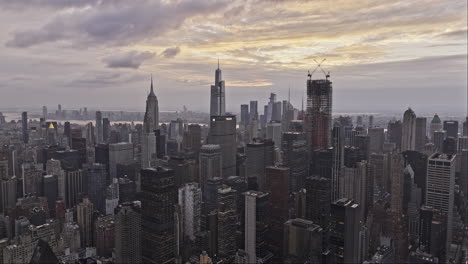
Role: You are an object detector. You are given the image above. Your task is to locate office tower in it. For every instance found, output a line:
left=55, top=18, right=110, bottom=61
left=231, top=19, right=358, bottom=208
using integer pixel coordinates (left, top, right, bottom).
left=340, top=161, right=368, bottom=218
left=41, top=105, right=47, bottom=120
left=329, top=198, right=360, bottom=264
left=103, top=118, right=110, bottom=143
left=266, top=93, right=277, bottom=122
left=77, top=197, right=94, bottom=247
left=217, top=185, right=237, bottom=260
left=109, top=142, right=133, bottom=180
left=64, top=121, right=71, bottom=146
left=283, top=218, right=323, bottom=263
left=368, top=127, right=385, bottom=154
left=105, top=180, right=120, bottom=215
left=304, top=74, right=333, bottom=150
left=141, top=167, right=176, bottom=263
left=203, top=177, right=223, bottom=216
left=419, top=206, right=445, bottom=258
left=272, top=101, right=282, bottom=122
left=459, top=136, right=468, bottom=153
left=266, top=166, right=290, bottom=256
left=433, top=130, right=446, bottom=151
left=210, top=62, right=226, bottom=116
left=21, top=163, right=43, bottom=196
left=266, top=121, right=282, bottom=148
left=443, top=120, right=458, bottom=139
left=114, top=201, right=142, bottom=264
left=42, top=175, right=58, bottom=217
left=244, top=191, right=272, bottom=263
left=426, top=153, right=456, bottom=252
left=187, top=124, right=202, bottom=154
left=21, top=111, right=28, bottom=144
left=389, top=153, right=405, bottom=217
left=356, top=115, right=363, bottom=127
left=402, top=151, right=428, bottom=202
left=85, top=163, right=107, bottom=213
left=401, top=108, right=417, bottom=152
left=245, top=139, right=275, bottom=191
left=310, top=148, right=333, bottom=180
left=225, top=176, right=248, bottom=217
left=387, top=119, right=402, bottom=149
left=250, top=101, right=258, bottom=121
left=46, top=159, right=65, bottom=201
left=141, top=77, right=159, bottom=169
left=442, top=137, right=457, bottom=154
left=282, top=99, right=294, bottom=132
left=118, top=176, right=136, bottom=203
left=207, top=115, right=237, bottom=177
left=199, top=144, right=222, bottom=187
left=332, top=125, right=345, bottom=201
left=368, top=115, right=374, bottom=128
left=65, top=169, right=84, bottom=208
left=282, top=132, right=307, bottom=192
left=1, top=177, right=17, bottom=214
left=178, top=183, right=202, bottom=241
left=240, top=104, right=249, bottom=128
left=95, top=215, right=115, bottom=258
left=95, top=111, right=103, bottom=144
left=415, top=117, right=427, bottom=151
left=305, top=176, right=330, bottom=229
left=86, top=122, right=95, bottom=147
left=429, top=114, right=443, bottom=141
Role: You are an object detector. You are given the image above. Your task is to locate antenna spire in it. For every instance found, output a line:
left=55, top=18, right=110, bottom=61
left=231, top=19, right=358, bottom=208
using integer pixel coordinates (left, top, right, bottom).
left=217, top=58, right=220, bottom=70
left=149, top=74, right=155, bottom=96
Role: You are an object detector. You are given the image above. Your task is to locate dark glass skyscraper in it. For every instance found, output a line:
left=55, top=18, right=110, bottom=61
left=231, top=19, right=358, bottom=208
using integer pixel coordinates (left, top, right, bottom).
left=207, top=115, right=237, bottom=177
left=21, top=111, right=28, bottom=144
left=304, top=74, right=332, bottom=150
left=210, top=62, right=225, bottom=116
left=140, top=167, right=177, bottom=263
left=282, top=132, right=307, bottom=192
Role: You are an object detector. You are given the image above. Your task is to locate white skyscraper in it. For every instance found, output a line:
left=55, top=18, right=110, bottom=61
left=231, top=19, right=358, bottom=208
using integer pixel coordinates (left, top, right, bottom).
left=178, top=183, right=202, bottom=241
left=401, top=108, right=416, bottom=152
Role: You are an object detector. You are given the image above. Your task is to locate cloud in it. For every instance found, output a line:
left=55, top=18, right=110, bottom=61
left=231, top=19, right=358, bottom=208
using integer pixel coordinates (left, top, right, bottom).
left=161, top=47, right=181, bottom=58
left=5, top=0, right=230, bottom=48
left=103, top=51, right=155, bottom=69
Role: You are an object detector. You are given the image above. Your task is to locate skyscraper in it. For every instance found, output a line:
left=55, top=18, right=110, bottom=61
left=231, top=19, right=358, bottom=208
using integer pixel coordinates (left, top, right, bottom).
left=401, top=108, right=417, bottom=152
left=207, top=115, right=237, bottom=177
left=178, top=182, right=202, bottom=241
left=430, top=114, right=443, bottom=141
left=114, top=201, right=142, bottom=264
left=304, top=74, right=333, bottom=150
left=141, top=167, right=176, bottom=263
left=282, top=132, right=308, bottom=192
left=21, top=111, right=28, bottom=144
left=141, top=77, right=158, bottom=168
left=283, top=218, right=323, bottom=263
left=96, top=111, right=103, bottom=144
left=426, top=153, right=456, bottom=252
left=109, top=142, right=134, bottom=180
left=368, top=127, right=385, bottom=154
left=305, top=176, right=331, bottom=229
left=77, top=197, right=94, bottom=247
left=240, top=104, right=249, bottom=128
left=217, top=185, right=237, bottom=260
left=443, top=120, right=458, bottom=139
left=433, top=130, right=446, bottom=151
left=245, top=139, right=275, bottom=191
left=199, top=144, right=222, bottom=187
left=85, top=163, right=107, bottom=213
left=210, top=62, right=225, bottom=116
left=249, top=101, right=258, bottom=121
left=415, top=117, right=427, bottom=151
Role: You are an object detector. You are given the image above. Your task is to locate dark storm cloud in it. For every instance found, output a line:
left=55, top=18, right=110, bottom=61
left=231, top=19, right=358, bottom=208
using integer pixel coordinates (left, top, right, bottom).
left=161, top=47, right=181, bottom=58
left=103, top=51, right=155, bottom=69
left=5, top=0, right=229, bottom=48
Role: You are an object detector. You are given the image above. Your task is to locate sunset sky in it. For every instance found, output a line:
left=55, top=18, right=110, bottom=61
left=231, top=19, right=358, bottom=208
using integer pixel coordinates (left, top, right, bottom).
left=0, top=0, right=466, bottom=114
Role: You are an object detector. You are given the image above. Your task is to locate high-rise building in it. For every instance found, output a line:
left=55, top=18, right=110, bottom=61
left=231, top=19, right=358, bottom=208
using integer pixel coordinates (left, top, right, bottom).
left=207, top=115, right=237, bottom=177
left=304, top=75, right=333, bottom=150
left=368, top=127, right=385, bottom=154
left=243, top=191, right=272, bottom=264
left=178, top=182, right=202, bottom=241
left=85, top=163, right=107, bottom=213
left=283, top=218, right=323, bottom=264
left=65, top=169, right=84, bottom=208
left=266, top=121, right=282, bottom=148
left=443, top=120, right=458, bottom=139
left=329, top=198, right=360, bottom=264
left=95, top=215, right=115, bottom=258
left=426, top=153, right=456, bottom=252
left=305, top=176, right=331, bottom=229
left=240, top=104, right=249, bottom=128
left=1, top=177, right=17, bottom=214
left=217, top=185, right=237, bottom=260
left=42, top=175, right=58, bottom=217
left=22, top=112, right=29, bottom=144
left=387, top=119, right=402, bottom=150
left=210, top=62, right=226, bottom=116
left=109, top=142, right=133, bottom=180
left=77, top=197, right=94, bottom=247
left=429, top=114, right=442, bottom=141
left=332, top=125, right=345, bottom=201
left=245, top=139, right=275, bottom=191
left=95, top=111, right=103, bottom=144
left=199, top=144, right=222, bottom=187
left=114, top=201, right=142, bottom=264
left=141, top=167, right=176, bottom=263
left=141, top=77, right=159, bottom=168
left=401, top=108, right=417, bottom=152
left=415, top=117, right=427, bottom=151
left=368, top=115, right=374, bottom=128
left=463, top=117, right=468, bottom=136
left=187, top=124, right=202, bottom=154
left=433, top=130, right=446, bottom=151
left=102, top=117, right=111, bottom=143
left=282, top=132, right=308, bottom=192
left=249, top=101, right=258, bottom=121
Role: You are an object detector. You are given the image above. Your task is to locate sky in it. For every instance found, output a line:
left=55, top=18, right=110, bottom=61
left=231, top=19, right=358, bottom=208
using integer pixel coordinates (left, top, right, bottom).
left=0, top=0, right=467, bottom=115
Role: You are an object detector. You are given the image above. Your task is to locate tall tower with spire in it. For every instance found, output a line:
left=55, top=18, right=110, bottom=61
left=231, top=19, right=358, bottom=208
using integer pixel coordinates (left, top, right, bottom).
left=210, top=60, right=225, bottom=116
left=141, top=76, right=158, bottom=168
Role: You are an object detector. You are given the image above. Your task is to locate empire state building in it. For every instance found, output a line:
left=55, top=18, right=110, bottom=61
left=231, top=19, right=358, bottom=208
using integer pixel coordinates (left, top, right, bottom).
left=141, top=77, right=158, bottom=168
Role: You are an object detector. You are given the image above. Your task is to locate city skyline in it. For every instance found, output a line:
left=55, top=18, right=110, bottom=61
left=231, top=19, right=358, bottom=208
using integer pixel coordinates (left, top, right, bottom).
left=0, top=0, right=467, bottom=113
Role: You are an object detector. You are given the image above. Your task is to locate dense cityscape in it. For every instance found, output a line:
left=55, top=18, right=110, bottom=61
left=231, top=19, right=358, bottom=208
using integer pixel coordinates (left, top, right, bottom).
left=0, top=61, right=467, bottom=264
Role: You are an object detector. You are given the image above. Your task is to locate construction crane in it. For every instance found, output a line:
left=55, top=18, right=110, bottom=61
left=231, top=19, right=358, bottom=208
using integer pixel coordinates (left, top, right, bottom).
left=308, top=58, right=330, bottom=80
